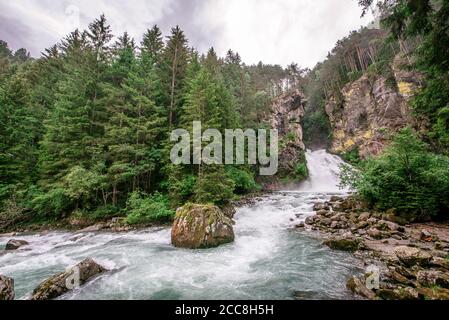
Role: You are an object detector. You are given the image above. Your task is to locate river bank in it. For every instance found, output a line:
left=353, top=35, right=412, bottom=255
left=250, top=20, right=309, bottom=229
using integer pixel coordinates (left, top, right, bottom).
left=304, top=195, right=449, bottom=300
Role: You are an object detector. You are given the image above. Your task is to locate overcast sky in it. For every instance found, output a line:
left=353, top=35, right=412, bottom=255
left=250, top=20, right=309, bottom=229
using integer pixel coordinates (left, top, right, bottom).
left=0, top=0, right=373, bottom=68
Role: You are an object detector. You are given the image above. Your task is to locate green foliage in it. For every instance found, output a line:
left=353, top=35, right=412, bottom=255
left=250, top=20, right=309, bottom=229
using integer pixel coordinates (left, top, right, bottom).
left=341, top=129, right=449, bottom=220
left=31, top=188, right=72, bottom=218
left=126, top=191, right=175, bottom=225
left=341, top=148, right=361, bottom=166
left=226, top=167, right=259, bottom=194
left=294, top=162, right=309, bottom=181
left=194, top=167, right=236, bottom=205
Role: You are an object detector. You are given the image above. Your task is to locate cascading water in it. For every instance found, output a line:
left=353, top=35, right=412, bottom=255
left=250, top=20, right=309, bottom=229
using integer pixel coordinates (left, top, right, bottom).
left=0, top=150, right=360, bottom=300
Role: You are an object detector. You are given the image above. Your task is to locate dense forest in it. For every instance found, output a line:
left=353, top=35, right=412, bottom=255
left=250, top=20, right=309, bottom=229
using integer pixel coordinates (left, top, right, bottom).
left=0, top=16, right=305, bottom=228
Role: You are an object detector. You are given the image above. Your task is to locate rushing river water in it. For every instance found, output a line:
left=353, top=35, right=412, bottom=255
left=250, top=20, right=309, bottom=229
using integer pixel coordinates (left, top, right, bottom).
left=0, top=150, right=361, bottom=300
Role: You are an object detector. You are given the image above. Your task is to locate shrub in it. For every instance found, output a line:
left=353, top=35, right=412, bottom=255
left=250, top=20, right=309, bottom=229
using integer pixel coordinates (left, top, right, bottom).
left=31, top=188, right=72, bottom=218
left=226, top=167, right=259, bottom=194
left=341, top=128, right=449, bottom=220
left=126, top=192, right=175, bottom=225
left=294, top=162, right=308, bottom=181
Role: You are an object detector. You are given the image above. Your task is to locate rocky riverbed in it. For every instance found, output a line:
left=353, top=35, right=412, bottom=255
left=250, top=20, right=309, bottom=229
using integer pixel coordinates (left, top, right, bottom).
left=304, top=195, right=449, bottom=300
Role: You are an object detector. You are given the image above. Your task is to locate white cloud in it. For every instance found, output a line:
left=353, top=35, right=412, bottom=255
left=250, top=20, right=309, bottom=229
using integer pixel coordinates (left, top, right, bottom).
left=0, top=0, right=373, bottom=68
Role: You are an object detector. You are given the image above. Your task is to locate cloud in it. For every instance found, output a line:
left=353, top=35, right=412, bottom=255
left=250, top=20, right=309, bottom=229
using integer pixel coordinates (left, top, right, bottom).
left=0, top=0, right=373, bottom=68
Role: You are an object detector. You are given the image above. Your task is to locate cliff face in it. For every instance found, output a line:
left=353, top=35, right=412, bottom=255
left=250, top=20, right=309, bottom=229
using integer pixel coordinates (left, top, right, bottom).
left=267, top=89, right=306, bottom=177
left=325, top=55, right=421, bottom=158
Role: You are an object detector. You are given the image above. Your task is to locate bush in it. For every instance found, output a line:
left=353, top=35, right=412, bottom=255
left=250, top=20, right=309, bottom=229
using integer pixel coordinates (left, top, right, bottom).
left=294, top=162, right=308, bottom=181
left=31, top=188, right=73, bottom=218
left=126, top=192, right=175, bottom=225
left=341, top=128, right=449, bottom=220
left=226, top=167, right=259, bottom=194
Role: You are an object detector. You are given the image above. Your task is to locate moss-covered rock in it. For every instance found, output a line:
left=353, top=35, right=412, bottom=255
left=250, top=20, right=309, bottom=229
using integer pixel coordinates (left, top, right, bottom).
left=31, top=258, right=107, bottom=300
left=323, top=237, right=361, bottom=252
left=171, top=204, right=235, bottom=249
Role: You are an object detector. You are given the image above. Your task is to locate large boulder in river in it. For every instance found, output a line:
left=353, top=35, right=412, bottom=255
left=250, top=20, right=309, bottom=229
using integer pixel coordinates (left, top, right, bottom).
left=171, top=204, right=235, bottom=249
left=5, top=239, right=29, bottom=251
left=394, top=246, right=432, bottom=267
left=0, top=275, right=14, bottom=300
left=31, top=258, right=107, bottom=300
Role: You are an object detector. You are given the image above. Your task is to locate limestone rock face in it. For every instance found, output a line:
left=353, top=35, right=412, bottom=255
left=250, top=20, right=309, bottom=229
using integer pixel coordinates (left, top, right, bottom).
left=0, top=275, right=14, bottom=300
left=171, top=204, right=235, bottom=249
left=325, top=54, right=421, bottom=158
left=31, top=258, right=108, bottom=300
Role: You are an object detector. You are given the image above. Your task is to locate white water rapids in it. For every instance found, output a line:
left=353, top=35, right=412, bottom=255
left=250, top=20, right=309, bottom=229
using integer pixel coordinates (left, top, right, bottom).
left=0, top=150, right=361, bottom=300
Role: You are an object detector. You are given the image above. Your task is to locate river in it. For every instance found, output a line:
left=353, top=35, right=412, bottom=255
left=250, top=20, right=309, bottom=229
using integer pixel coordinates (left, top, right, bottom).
left=0, top=150, right=361, bottom=300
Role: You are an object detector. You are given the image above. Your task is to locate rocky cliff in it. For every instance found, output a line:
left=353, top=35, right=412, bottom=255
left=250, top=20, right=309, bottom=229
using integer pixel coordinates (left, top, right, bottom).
left=267, top=89, right=306, bottom=177
left=325, top=55, right=422, bottom=158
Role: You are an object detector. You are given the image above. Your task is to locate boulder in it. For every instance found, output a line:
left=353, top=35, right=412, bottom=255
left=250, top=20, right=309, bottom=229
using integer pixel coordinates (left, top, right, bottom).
left=221, top=204, right=237, bottom=219
left=417, top=270, right=449, bottom=289
left=417, top=287, right=449, bottom=300
left=31, top=258, right=107, bottom=300
left=358, top=212, right=371, bottom=222
left=431, top=257, right=449, bottom=270
left=5, top=239, right=29, bottom=251
left=171, top=204, right=235, bottom=249
left=0, top=275, right=14, bottom=300
left=367, top=228, right=383, bottom=240
left=346, top=276, right=376, bottom=299
left=323, top=237, right=361, bottom=252
left=376, top=287, right=419, bottom=300
left=394, top=246, right=432, bottom=267
left=313, top=203, right=330, bottom=211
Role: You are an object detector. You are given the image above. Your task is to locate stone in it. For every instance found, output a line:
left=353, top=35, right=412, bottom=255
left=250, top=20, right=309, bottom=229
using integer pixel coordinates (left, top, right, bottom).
left=367, top=217, right=378, bottom=225
left=295, top=222, right=305, bottom=229
left=31, top=258, right=107, bottom=300
left=431, top=257, right=449, bottom=270
left=388, top=269, right=412, bottom=286
left=394, top=246, right=432, bottom=267
left=417, top=287, right=449, bottom=300
left=316, top=209, right=329, bottom=216
left=376, top=287, right=419, bottom=300
left=417, top=270, right=449, bottom=289
left=320, top=218, right=332, bottom=226
left=221, top=204, right=237, bottom=219
left=5, top=239, right=29, bottom=251
left=323, top=237, right=361, bottom=252
left=346, top=276, right=375, bottom=299
left=0, top=275, right=14, bottom=300
left=313, top=203, right=330, bottom=211
left=305, top=216, right=317, bottom=225
left=358, top=212, right=371, bottom=222
left=171, top=204, right=235, bottom=249
left=356, top=221, right=369, bottom=229
left=367, top=228, right=383, bottom=240
left=330, top=221, right=339, bottom=229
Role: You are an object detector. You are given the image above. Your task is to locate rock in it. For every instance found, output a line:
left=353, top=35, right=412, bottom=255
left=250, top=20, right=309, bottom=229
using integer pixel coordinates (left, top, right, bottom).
left=367, top=217, right=378, bottom=225
left=330, top=196, right=343, bottom=202
left=316, top=209, right=329, bottom=216
left=356, top=221, right=369, bottom=230
left=305, top=216, right=317, bottom=225
left=330, top=221, right=339, bottom=229
left=323, top=237, right=361, bottom=252
left=358, top=212, right=371, bottom=222
left=313, top=203, right=330, bottom=211
left=417, top=287, right=449, bottom=300
left=388, top=269, right=413, bottom=286
left=171, top=204, right=235, bottom=249
left=221, top=204, right=236, bottom=219
left=77, top=224, right=105, bottom=233
left=417, top=270, right=449, bottom=289
left=5, top=239, right=29, bottom=251
left=420, top=229, right=437, bottom=242
left=431, top=257, right=449, bottom=270
left=383, top=212, right=409, bottom=225
left=380, top=221, right=400, bottom=232
left=31, top=258, right=107, bottom=300
left=394, top=246, right=432, bottom=267
left=367, top=228, right=383, bottom=240
left=295, top=222, right=305, bottom=229
left=377, top=287, right=419, bottom=300
left=346, top=276, right=376, bottom=299
left=0, top=275, right=14, bottom=300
